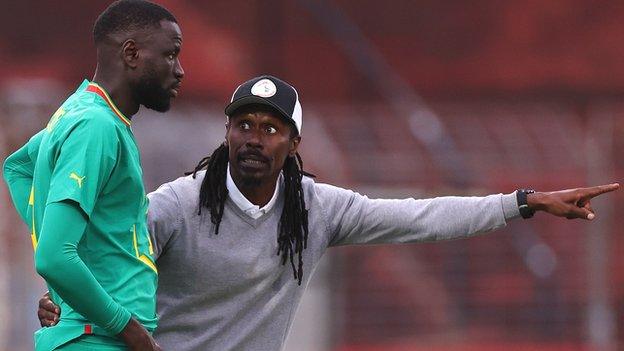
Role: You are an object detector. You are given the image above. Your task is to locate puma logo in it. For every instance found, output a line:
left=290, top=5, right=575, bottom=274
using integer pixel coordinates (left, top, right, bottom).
left=69, top=172, right=86, bottom=188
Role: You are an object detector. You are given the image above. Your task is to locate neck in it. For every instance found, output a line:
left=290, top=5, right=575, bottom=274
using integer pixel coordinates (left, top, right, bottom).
left=92, top=69, right=140, bottom=118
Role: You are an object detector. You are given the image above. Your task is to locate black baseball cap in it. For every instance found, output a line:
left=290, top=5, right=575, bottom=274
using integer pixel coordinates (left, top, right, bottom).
left=225, top=75, right=302, bottom=135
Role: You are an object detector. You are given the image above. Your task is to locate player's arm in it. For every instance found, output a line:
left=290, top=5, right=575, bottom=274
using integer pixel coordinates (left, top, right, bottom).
left=319, top=183, right=619, bottom=247
left=38, top=180, right=183, bottom=328
left=37, top=118, right=158, bottom=348
left=35, top=205, right=158, bottom=350
left=37, top=181, right=184, bottom=328
left=3, top=131, right=44, bottom=223
left=35, top=200, right=131, bottom=333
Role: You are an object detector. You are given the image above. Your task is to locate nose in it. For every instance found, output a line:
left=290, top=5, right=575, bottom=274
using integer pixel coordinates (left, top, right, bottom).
left=245, top=128, right=263, bottom=149
left=174, top=58, right=184, bottom=80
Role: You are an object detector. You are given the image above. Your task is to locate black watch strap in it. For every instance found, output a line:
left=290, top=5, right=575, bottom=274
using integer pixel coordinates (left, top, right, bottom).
left=516, top=189, right=536, bottom=219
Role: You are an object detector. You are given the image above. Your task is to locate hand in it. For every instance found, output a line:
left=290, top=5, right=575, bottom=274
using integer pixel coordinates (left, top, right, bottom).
left=38, top=291, right=60, bottom=327
left=117, top=318, right=162, bottom=351
left=527, top=183, right=619, bottom=220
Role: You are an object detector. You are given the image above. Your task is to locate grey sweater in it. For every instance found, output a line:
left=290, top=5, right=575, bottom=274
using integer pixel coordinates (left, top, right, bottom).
left=148, top=171, right=520, bottom=351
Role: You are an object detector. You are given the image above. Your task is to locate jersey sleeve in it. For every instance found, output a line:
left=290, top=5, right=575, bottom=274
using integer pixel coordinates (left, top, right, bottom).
left=3, top=130, right=45, bottom=223
left=35, top=201, right=131, bottom=335
left=46, top=118, right=119, bottom=216
left=312, top=183, right=519, bottom=247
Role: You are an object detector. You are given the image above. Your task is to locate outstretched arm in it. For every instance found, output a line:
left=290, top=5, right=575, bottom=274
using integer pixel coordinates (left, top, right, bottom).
left=318, top=182, right=620, bottom=247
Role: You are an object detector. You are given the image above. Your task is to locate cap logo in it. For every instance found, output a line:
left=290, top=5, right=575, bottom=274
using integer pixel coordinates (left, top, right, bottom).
left=251, top=79, right=277, bottom=98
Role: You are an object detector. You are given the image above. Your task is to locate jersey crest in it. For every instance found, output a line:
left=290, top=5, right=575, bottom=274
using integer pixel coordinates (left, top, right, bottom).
left=46, top=107, right=66, bottom=132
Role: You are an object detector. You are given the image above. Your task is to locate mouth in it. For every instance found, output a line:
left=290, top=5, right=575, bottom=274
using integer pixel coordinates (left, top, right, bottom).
left=238, top=152, right=269, bottom=169
left=170, top=83, right=181, bottom=97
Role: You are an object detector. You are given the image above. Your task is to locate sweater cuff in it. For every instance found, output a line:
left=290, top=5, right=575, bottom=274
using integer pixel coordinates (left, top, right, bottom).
left=502, top=192, right=521, bottom=221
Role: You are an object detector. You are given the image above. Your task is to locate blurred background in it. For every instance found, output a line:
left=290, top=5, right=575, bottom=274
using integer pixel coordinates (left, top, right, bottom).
left=1, top=0, right=623, bottom=350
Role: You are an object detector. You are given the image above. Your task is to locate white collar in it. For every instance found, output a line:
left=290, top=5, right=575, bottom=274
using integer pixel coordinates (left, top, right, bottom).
left=226, top=163, right=282, bottom=219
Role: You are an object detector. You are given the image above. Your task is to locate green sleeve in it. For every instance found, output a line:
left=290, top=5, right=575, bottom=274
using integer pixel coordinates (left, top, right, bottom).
left=3, top=131, right=44, bottom=223
left=34, top=200, right=131, bottom=335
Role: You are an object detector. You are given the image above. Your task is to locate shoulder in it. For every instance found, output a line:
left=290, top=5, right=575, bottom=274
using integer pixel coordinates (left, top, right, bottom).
left=151, top=171, right=204, bottom=213
left=302, top=176, right=356, bottom=205
left=52, top=102, right=119, bottom=137
left=166, top=170, right=205, bottom=194
left=67, top=88, right=123, bottom=129
left=76, top=106, right=119, bottom=131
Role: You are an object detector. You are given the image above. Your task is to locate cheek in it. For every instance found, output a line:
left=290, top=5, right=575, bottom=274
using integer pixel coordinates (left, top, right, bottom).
left=149, top=60, right=170, bottom=76
left=226, top=133, right=242, bottom=150
left=272, top=143, right=292, bottom=165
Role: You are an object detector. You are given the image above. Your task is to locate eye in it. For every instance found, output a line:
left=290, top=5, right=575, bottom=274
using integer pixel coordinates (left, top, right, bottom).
left=239, top=121, right=251, bottom=130
left=266, top=126, right=277, bottom=134
left=167, top=53, right=175, bottom=60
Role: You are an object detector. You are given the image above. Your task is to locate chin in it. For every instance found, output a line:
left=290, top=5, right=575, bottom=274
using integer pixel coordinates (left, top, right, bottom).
left=238, top=174, right=263, bottom=188
left=144, top=100, right=171, bottom=112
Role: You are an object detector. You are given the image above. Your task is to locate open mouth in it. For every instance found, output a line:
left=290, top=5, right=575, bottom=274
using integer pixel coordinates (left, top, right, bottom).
left=241, top=159, right=264, bottom=165
left=238, top=153, right=268, bottom=168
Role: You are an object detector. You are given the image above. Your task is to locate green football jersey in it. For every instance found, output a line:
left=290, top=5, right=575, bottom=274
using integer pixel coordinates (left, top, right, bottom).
left=27, top=80, right=157, bottom=347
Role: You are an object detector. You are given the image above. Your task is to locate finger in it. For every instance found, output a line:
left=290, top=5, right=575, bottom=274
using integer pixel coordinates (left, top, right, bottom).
left=38, top=314, right=56, bottom=327
left=567, top=206, right=594, bottom=220
left=40, top=300, right=59, bottom=314
left=41, top=318, right=57, bottom=327
left=581, top=202, right=594, bottom=214
left=576, top=198, right=593, bottom=211
left=38, top=309, right=59, bottom=323
left=582, top=183, right=620, bottom=199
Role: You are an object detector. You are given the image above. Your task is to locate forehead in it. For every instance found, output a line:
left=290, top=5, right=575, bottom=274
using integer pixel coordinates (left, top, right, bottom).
left=231, top=109, right=286, bottom=123
left=141, top=20, right=182, bottom=46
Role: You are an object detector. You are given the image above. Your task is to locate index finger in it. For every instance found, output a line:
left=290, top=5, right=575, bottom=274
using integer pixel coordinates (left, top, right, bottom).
left=40, top=298, right=59, bottom=313
left=581, top=183, right=620, bottom=199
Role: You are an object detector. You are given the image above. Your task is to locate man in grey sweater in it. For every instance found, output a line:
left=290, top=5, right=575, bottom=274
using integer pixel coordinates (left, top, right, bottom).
left=39, top=75, right=619, bottom=350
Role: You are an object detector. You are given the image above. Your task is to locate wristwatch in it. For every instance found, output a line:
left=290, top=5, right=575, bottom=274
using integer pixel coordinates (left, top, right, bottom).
left=516, top=189, right=536, bottom=219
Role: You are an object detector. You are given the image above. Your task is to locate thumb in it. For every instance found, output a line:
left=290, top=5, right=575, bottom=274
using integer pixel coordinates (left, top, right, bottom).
left=567, top=206, right=594, bottom=220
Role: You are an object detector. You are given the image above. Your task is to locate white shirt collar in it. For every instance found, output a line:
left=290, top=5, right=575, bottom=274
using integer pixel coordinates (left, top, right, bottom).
left=226, top=163, right=282, bottom=219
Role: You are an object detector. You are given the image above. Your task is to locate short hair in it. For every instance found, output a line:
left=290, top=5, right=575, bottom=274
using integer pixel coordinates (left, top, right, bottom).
left=93, top=0, right=177, bottom=44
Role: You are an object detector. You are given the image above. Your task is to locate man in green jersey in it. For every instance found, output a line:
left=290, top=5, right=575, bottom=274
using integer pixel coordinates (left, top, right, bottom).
left=2, top=0, right=183, bottom=350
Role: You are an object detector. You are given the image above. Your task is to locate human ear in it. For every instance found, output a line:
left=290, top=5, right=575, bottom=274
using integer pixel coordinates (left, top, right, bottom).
left=121, top=39, right=139, bottom=69
left=289, top=136, right=301, bottom=157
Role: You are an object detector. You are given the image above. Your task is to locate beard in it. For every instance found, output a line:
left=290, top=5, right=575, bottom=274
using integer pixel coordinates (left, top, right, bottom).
left=238, top=173, right=263, bottom=188
left=132, top=66, right=172, bottom=112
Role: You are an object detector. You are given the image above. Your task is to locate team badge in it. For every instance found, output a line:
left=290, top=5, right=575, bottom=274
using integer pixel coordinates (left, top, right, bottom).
left=46, top=107, right=65, bottom=132
left=251, top=79, right=277, bottom=98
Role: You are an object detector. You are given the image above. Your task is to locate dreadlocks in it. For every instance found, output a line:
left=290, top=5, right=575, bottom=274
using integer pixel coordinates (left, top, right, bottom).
left=187, top=145, right=314, bottom=285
